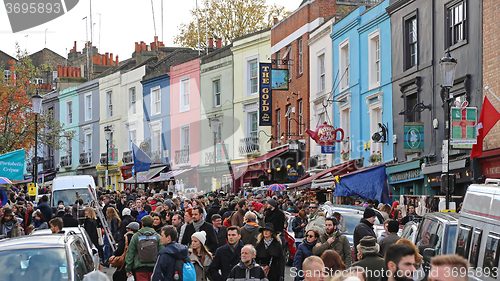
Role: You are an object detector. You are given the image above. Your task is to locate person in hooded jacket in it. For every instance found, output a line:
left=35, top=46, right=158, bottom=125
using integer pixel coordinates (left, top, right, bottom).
left=292, top=210, right=308, bottom=247
left=255, top=223, right=285, bottom=281
left=240, top=211, right=260, bottom=247
left=206, top=198, right=221, bottom=223
left=151, top=225, right=190, bottom=281
left=293, top=228, right=320, bottom=281
left=312, top=217, right=351, bottom=267
left=353, top=208, right=377, bottom=261
left=112, top=222, right=139, bottom=281
left=0, top=208, right=22, bottom=238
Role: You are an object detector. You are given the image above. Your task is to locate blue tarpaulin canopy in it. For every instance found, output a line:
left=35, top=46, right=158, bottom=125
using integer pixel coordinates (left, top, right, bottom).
left=333, top=164, right=392, bottom=204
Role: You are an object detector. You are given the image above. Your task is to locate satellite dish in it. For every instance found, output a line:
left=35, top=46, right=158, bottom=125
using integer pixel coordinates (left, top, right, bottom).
left=139, top=141, right=150, bottom=152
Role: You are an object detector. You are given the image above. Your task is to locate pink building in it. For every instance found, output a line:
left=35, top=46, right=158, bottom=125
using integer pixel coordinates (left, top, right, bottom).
left=169, top=58, right=201, bottom=189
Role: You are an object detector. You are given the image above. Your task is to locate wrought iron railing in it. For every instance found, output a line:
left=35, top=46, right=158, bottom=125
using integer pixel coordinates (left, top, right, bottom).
left=79, top=152, right=92, bottom=165
left=60, top=155, right=72, bottom=167
left=174, top=147, right=190, bottom=165
left=238, top=137, right=259, bottom=155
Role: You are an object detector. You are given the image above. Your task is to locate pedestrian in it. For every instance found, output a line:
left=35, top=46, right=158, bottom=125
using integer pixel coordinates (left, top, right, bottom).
left=49, top=217, right=64, bottom=234
left=231, top=199, right=247, bottom=227
left=181, top=206, right=219, bottom=253
left=255, top=223, right=285, bottom=281
left=178, top=207, right=193, bottom=243
left=401, top=205, right=421, bottom=225
left=264, top=199, right=286, bottom=244
left=206, top=198, right=221, bottom=223
left=378, top=220, right=401, bottom=257
left=62, top=206, right=79, bottom=227
left=151, top=225, right=190, bottom=281
left=211, top=214, right=227, bottom=248
left=353, top=208, right=377, bottom=261
left=292, top=210, right=308, bottom=247
left=111, top=222, right=139, bottom=281
left=332, top=212, right=347, bottom=233
left=151, top=212, right=165, bottom=233
left=227, top=244, right=268, bottom=281
left=31, top=210, right=49, bottom=230
left=395, top=239, right=425, bottom=281
left=377, top=220, right=391, bottom=243
left=24, top=202, right=34, bottom=230
left=0, top=208, right=22, bottom=238
left=313, top=217, right=351, bottom=267
left=189, top=231, right=213, bottom=281
left=393, top=209, right=403, bottom=224
left=83, top=207, right=101, bottom=258
left=382, top=244, right=416, bottom=281
left=293, top=228, right=320, bottom=281
left=351, top=236, right=385, bottom=281
left=172, top=213, right=184, bottom=234
left=320, top=250, right=346, bottom=278
left=38, top=195, right=52, bottom=222
left=209, top=226, right=244, bottom=281
left=302, top=256, right=325, bottom=281
left=119, top=208, right=135, bottom=238
left=389, top=202, right=399, bottom=219
left=379, top=205, right=391, bottom=221
left=428, top=255, right=468, bottom=281
left=240, top=211, right=260, bottom=247
left=107, top=207, right=122, bottom=241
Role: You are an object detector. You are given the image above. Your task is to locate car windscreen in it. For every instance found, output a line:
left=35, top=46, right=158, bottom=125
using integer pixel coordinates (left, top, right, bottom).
left=0, top=248, right=68, bottom=280
left=52, top=188, right=92, bottom=207
left=341, top=213, right=364, bottom=235
left=445, top=225, right=458, bottom=255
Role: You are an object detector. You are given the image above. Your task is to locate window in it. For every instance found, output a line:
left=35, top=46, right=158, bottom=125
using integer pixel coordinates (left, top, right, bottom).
left=276, top=51, right=281, bottom=67
left=130, top=87, right=136, bottom=115
left=106, top=90, right=113, bottom=117
left=369, top=30, right=381, bottom=87
left=181, top=126, right=190, bottom=150
left=286, top=105, right=291, bottom=139
left=129, top=130, right=136, bottom=151
left=276, top=109, right=281, bottom=139
left=298, top=100, right=303, bottom=135
left=152, top=86, right=161, bottom=115
left=85, top=133, right=92, bottom=154
left=406, top=93, right=419, bottom=122
left=85, top=93, right=92, bottom=121
left=66, top=101, right=73, bottom=124
left=447, top=1, right=466, bottom=47
left=483, top=232, right=500, bottom=275
left=469, top=228, right=482, bottom=268
left=249, top=59, right=258, bottom=95
left=318, top=111, right=326, bottom=125
left=248, top=112, right=258, bottom=138
left=318, top=55, right=326, bottom=91
left=337, top=93, right=351, bottom=160
left=339, top=39, right=350, bottom=91
left=298, top=39, right=303, bottom=74
left=66, top=137, right=72, bottom=154
left=3, top=70, right=9, bottom=83
left=152, top=130, right=161, bottom=152
left=405, top=16, right=418, bottom=69
left=33, top=78, right=43, bottom=84
left=367, top=92, right=383, bottom=157
left=213, top=80, right=221, bottom=107
left=52, top=70, right=57, bottom=82
left=180, top=78, right=190, bottom=111
left=456, top=224, right=473, bottom=259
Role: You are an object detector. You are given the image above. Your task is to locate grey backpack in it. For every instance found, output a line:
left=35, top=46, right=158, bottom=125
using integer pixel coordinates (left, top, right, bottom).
left=137, top=232, right=158, bottom=263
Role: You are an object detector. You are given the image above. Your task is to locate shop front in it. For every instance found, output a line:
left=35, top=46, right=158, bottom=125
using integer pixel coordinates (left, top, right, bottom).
left=96, top=161, right=123, bottom=191
left=386, top=160, right=425, bottom=197
left=76, top=166, right=97, bottom=185
left=479, top=148, right=500, bottom=179
left=197, top=162, right=232, bottom=193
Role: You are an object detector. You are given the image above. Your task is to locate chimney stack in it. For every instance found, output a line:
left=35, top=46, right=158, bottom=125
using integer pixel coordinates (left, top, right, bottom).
left=109, top=53, right=113, bottom=66
left=115, top=56, right=119, bottom=66
left=209, top=38, right=214, bottom=48
left=135, top=42, right=140, bottom=53
left=216, top=38, right=222, bottom=48
left=274, top=17, right=278, bottom=25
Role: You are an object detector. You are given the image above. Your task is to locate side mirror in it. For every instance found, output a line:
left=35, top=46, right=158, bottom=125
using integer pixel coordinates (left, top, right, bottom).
left=423, top=248, right=436, bottom=262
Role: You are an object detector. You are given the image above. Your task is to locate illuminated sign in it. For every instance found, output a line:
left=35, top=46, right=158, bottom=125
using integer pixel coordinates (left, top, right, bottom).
left=259, top=63, right=272, bottom=126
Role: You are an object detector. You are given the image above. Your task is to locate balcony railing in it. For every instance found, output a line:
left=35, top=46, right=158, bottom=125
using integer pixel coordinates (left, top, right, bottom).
left=60, top=155, right=72, bottom=167
left=26, top=162, right=33, bottom=173
left=175, top=147, right=190, bottom=165
left=151, top=151, right=162, bottom=164
left=43, top=157, right=55, bottom=170
left=79, top=152, right=92, bottom=165
left=122, top=151, right=133, bottom=164
left=238, top=137, right=259, bottom=155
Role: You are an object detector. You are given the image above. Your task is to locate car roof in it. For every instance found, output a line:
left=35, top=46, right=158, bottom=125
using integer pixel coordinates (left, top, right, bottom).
left=0, top=234, right=68, bottom=251
left=423, top=212, right=459, bottom=222
left=31, top=227, right=83, bottom=236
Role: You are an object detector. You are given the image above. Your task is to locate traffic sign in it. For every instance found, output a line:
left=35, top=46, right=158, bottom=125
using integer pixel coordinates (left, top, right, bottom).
left=28, top=183, right=36, bottom=196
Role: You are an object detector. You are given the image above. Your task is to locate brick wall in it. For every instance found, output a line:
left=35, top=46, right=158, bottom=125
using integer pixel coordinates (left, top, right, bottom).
left=483, top=0, right=500, bottom=150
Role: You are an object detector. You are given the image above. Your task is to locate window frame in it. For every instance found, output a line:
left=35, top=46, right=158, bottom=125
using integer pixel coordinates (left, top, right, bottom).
left=246, top=55, right=259, bottom=96
left=318, top=54, right=326, bottom=92
left=456, top=224, right=473, bottom=259
left=130, top=87, right=136, bottom=115
left=129, top=130, right=137, bottom=151
left=247, top=111, right=258, bottom=139
left=180, top=77, right=190, bottom=112
left=337, top=92, right=351, bottom=161
left=404, top=11, right=418, bottom=70
left=446, top=0, right=467, bottom=48
left=276, top=109, right=281, bottom=140
left=298, top=39, right=303, bottom=74
left=151, top=86, right=161, bottom=115
left=298, top=99, right=303, bottom=135
left=366, top=91, right=383, bottom=157
left=482, top=232, right=500, bottom=275
left=180, top=124, right=190, bottom=151
left=85, top=93, right=92, bottom=121
left=213, top=79, right=221, bottom=107
left=106, top=90, right=113, bottom=118
left=286, top=104, right=291, bottom=140
left=66, top=100, right=73, bottom=125
left=368, top=29, right=381, bottom=89
left=469, top=228, right=483, bottom=268
left=339, top=38, right=350, bottom=92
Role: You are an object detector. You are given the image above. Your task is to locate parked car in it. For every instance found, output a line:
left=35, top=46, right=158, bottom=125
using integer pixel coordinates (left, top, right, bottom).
left=31, top=225, right=100, bottom=270
left=400, top=220, right=419, bottom=243
left=414, top=212, right=459, bottom=256
left=0, top=231, right=96, bottom=280
left=283, top=211, right=297, bottom=265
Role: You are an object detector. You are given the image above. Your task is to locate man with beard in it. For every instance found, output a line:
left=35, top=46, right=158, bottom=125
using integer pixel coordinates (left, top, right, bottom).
left=180, top=206, right=218, bottom=253
left=353, top=208, right=377, bottom=261
left=209, top=226, right=244, bottom=281
left=381, top=244, right=416, bottom=281
left=312, top=217, right=351, bottom=266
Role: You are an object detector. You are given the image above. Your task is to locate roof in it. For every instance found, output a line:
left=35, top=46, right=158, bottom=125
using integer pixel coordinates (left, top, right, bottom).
left=143, top=48, right=200, bottom=81
left=289, top=160, right=358, bottom=189
left=236, top=146, right=289, bottom=169
left=0, top=234, right=66, bottom=251
left=423, top=212, right=460, bottom=222
left=232, top=27, right=271, bottom=43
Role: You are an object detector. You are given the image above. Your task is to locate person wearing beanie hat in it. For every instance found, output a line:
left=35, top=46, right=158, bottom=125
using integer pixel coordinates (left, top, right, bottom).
left=189, top=231, right=213, bottom=281
left=141, top=215, right=155, bottom=227
left=353, top=208, right=377, bottom=262
left=378, top=220, right=401, bottom=257
left=119, top=208, right=135, bottom=238
left=352, top=236, right=385, bottom=281
left=264, top=197, right=286, bottom=242
left=0, top=208, right=22, bottom=238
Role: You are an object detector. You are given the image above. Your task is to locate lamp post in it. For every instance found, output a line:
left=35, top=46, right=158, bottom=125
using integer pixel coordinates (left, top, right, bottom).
left=211, top=116, right=220, bottom=192
left=31, top=90, right=43, bottom=190
left=104, top=125, right=111, bottom=189
left=440, top=51, right=457, bottom=210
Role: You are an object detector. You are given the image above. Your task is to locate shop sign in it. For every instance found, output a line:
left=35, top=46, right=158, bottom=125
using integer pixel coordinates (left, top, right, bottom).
left=271, top=69, right=289, bottom=90
left=259, top=63, right=272, bottom=126
left=404, top=122, right=424, bottom=153
left=306, top=122, right=344, bottom=146
left=137, top=175, right=147, bottom=182
left=321, top=146, right=336, bottom=154
left=388, top=168, right=422, bottom=183
left=451, top=101, right=477, bottom=145
left=288, top=167, right=299, bottom=180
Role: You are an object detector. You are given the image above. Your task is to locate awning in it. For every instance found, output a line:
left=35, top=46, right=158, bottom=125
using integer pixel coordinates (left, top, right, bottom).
left=119, top=166, right=167, bottom=184
left=236, top=147, right=289, bottom=169
left=147, top=168, right=193, bottom=183
left=288, top=160, right=357, bottom=190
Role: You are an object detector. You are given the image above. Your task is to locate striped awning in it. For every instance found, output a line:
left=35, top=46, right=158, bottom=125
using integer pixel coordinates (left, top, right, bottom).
left=147, top=168, right=192, bottom=182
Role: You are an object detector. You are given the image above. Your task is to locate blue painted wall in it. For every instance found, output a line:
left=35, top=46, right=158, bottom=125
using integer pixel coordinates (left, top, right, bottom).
left=58, top=86, right=80, bottom=171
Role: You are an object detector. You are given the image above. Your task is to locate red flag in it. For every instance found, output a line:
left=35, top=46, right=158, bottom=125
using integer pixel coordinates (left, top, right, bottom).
left=471, top=95, right=500, bottom=158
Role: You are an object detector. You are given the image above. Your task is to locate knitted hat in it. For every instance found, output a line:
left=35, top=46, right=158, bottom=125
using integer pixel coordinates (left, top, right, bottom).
left=126, top=222, right=140, bottom=231
left=392, top=201, right=399, bottom=208
left=122, top=208, right=131, bottom=216
left=253, top=202, right=264, bottom=212
left=141, top=215, right=154, bottom=227
left=363, top=208, right=376, bottom=219
left=357, top=236, right=379, bottom=255
left=164, top=199, right=173, bottom=209
left=255, top=194, right=263, bottom=199
left=268, top=199, right=278, bottom=208
left=192, top=231, right=207, bottom=245
left=388, top=220, right=400, bottom=233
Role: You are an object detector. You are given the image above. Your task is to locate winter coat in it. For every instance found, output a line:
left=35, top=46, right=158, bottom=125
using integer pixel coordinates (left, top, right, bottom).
left=215, top=225, right=227, bottom=248
left=353, top=218, right=376, bottom=261
left=0, top=218, right=22, bottom=238
left=109, top=216, right=120, bottom=241
left=24, top=209, right=33, bottom=230
left=293, top=239, right=316, bottom=281
left=62, top=213, right=79, bottom=227
left=209, top=240, right=244, bottom=281
left=151, top=242, right=189, bottom=281
left=125, top=226, right=164, bottom=273
left=306, top=215, right=326, bottom=235
left=352, top=252, right=386, bottom=281
left=231, top=209, right=245, bottom=228
left=181, top=221, right=219, bottom=254
left=292, top=216, right=308, bottom=239
left=312, top=230, right=352, bottom=267
left=264, top=208, right=286, bottom=234
left=255, top=238, right=285, bottom=281
left=119, top=215, right=135, bottom=238
left=84, top=218, right=99, bottom=249
left=226, top=260, right=269, bottom=281
left=206, top=204, right=221, bottom=223
left=189, top=249, right=213, bottom=281
left=378, top=233, right=401, bottom=257
left=241, top=223, right=260, bottom=247
left=37, top=201, right=52, bottom=222
left=112, top=231, right=134, bottom=280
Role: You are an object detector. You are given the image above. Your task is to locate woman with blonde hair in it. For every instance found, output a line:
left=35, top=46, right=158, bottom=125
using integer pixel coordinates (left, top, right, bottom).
left=84, top=207, right=100, bottom=254
left=106, top=207, right=121, bottom=241
left=189, top=231, right=213, bottom=281
left=255, top=223, right=285, bottom=281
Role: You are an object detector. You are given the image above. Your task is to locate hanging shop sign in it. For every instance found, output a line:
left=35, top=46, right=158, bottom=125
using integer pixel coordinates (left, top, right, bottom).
left=271, top=69, right=289, bottom=90
left=450, top=101, right=477, bottom=145
left=321, top=145, right=336, bottom=154
left=404, top=122, right=424, bottom=153
left=306, top=122, right=344, bottom=146
left=288, top=167, right=299, bottom=180
left=259, top=63, right=272, bottom=126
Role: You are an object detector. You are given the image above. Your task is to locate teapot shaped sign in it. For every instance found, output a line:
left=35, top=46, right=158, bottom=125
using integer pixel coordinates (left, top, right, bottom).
left=306, top=122, right=344, bottom=146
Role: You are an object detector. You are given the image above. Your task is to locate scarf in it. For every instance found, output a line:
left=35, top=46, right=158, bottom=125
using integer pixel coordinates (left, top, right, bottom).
left=33, top=219, right=42, bottom=228
left=264, top=238, right=273, bottom=249
left=2, top=220, right=14, bottom=238
left=246, top=222, right=259, bottom=227
left=193, top=219, right=204, bottom=232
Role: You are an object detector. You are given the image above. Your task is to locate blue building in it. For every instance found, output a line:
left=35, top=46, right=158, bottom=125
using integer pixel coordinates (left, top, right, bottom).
left=331, top=0, right=392, bottom=167
left=58, top=86, right=80, bottom=176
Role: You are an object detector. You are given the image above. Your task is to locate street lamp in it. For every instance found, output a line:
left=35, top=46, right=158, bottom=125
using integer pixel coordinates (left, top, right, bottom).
left=32, top=90, right=43, bottom=189
left=440, top=50, right=457, bottom=210
left=104, top=125, right=111, bottom=189
left=211, top=116, right=220, bottom=192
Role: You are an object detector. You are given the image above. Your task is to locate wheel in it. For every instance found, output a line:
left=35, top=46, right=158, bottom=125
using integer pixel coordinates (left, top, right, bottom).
left=284, top=244, right=293, bottom=266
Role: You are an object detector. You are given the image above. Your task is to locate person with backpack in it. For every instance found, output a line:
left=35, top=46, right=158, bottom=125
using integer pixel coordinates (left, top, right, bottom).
left=152, top=225, right=195, bottom=281
left=125, top=215, right=164, bottom=281
left=111, top=222, right=139, bottom=281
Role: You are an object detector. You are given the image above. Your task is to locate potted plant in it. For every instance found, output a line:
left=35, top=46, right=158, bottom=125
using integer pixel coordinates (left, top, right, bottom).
left=341, top=150, right=349, bottom=161
left=369, top=151, right=382, bottom=163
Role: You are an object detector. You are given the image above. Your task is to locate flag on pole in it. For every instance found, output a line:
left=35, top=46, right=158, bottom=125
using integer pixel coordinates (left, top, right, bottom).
left=471, top=95, right=500, bottom=158
left=132, top=143, right=151, bottom=172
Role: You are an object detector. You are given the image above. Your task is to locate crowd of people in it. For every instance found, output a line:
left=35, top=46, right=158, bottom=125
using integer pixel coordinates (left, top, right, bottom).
left=0, top=186, right=471, bottom=281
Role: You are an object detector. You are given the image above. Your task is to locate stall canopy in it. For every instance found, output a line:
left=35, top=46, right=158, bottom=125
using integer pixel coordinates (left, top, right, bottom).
left=119, top=166, right=166, bottom=184
left=236, top=147, right=289, bottom=169
left=147, top=168, right=193, bottom=183
left=288, top=160, right=358, bottom=190
left=333, top=164, right=391, bottom=204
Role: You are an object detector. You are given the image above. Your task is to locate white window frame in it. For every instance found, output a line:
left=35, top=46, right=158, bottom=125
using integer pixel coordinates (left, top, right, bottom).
left=366, top=91, right=384, bottom=158
left=339, top=38, right=350, bottom=92
left=298, top=39, right=303, bottom=74
left=245, top=55, right=259, bottom=96
left=318, top=53, right=326, bottom=92
left=3, top=70, right=10, bottom=83
left=66, top=100, right=73, bottom=125
left=106, top=90, right=113, bottom=118
left=286, top=105, right=291, bottom=140
left=180, top=124, right=190, bottom=164
left=129, top=130, right=137, bottom=151
left=337, top=92, right=351, bottom=162
left=66, top=137, right=72, bottom=154
left=85, top=92, right=92, bottom=121
left=276, top=109, right=281, bottom=139
left=180, top=77, right=190, bottom=112
left=298, top=100, right=303, bottom=135
left=130, top=87, right=137, bottom=115
left=368, top=30, right=381, bottom=89
left=151, top=86, right=161, bottom=115
left=213, top=79, right=221, bottom=107
left=247, top=111, right=258, bottom=139
left=152, top=130, right=161, bottom=153
left=84, top=132, right=92, bottom=154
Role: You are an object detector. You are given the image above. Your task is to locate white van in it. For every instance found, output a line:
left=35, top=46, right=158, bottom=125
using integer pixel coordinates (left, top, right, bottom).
left=456, top=179, right=500, bottom=281
left=51, top=175, right=97, bottom=208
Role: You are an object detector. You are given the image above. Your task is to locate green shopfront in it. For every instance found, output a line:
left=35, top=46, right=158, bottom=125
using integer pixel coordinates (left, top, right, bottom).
left=386, top=160, right=426, bottom=197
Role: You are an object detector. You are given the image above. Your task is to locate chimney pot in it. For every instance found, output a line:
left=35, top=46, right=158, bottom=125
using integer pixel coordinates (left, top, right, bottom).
left=216, top=38, right=222, bottom=48
left=209, top=38, right=214, bottom=48
left=109, top=53, right=113, bottom=65
left=96, top=53, right=101, bottom=65
left=105, top=52, right=109, bottom=65
left=101, top=54, right=106, bottom=66
left=135, top=42, right=140, bottom=53
left=115, top=56, right=119, bottom=66
left=274, top=17, right=278, bottom=25
left=92, top=55, right=96, bottom=64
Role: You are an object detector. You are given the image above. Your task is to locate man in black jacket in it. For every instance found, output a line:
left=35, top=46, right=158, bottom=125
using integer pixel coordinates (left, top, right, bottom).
left=264, top=199, right=285, bottom=235
left=211, top=214, right=227, bottom=248
left=206, top=199, right=221, bottom=223
left=38, top=195, right=52, bottom=222
left=209, top=226, right=244, bottom=281
left=227, top=244, right=268, bottom=281
left=353, top=207, right=377, bottom=261
left=181, top=206, right=218, bottom=253
left=378, top=220, right=401, bottom=256
left=119, top=208, right=135, bottom=238
left=62, top=206, right=79, bottom=227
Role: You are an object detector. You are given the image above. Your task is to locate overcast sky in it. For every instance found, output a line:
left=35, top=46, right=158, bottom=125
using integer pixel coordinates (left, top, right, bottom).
left=0, top=0, right=302, bottom=60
